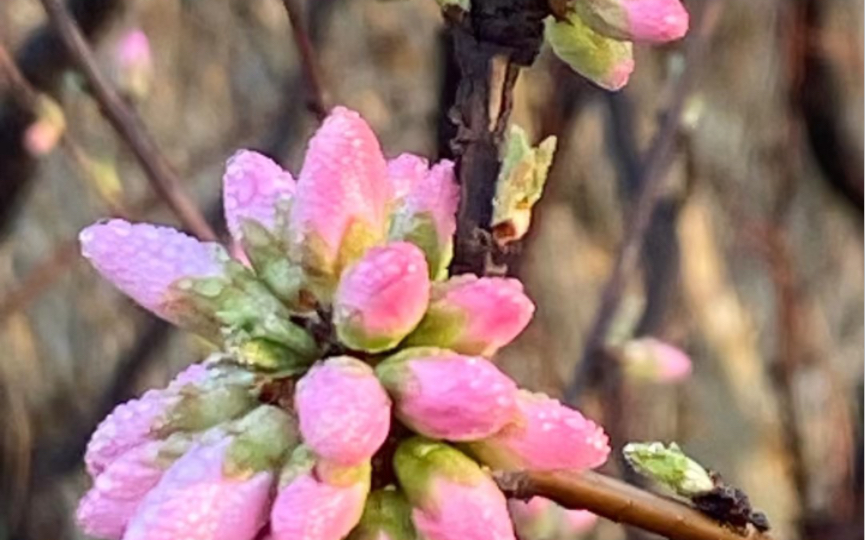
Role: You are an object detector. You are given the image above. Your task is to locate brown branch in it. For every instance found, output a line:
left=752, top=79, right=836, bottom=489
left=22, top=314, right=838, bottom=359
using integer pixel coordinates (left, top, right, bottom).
left=496, top=469, right=775, bottom=540
left=37, top=0, right=217, bottom=241
left=281, top=0, right=329, bottom=122
left=565, top=0, right=723, bottom=402
left=446, top=0, right=550, bottom=276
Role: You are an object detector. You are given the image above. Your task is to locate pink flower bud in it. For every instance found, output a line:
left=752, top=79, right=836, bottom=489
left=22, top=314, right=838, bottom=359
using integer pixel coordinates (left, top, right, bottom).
left=394, top=438, right=516, bottom=540
left=348, top=489, right=417, bottom=540
left=465, top=391, right=609, bottom=472
left=77, top=441, right=179, bottom=540
left=289, top=107, right=391, bottom=284
left=223, top=149, right=295, bottom=242
left=509, top=498, right=597, bottom=540
left=79, top=219, right=229, bottom=331
left=389, top=160, right=459, bottom=279
left=23, top=94, right=65, bottom=156
left=295, top=357, right=391, bottom=465
left=114, top=29, right=154, bottom=100
left=618, top=337, right=692, bottom=383
left=334, top=242, right=430, bottom=352
left=387, top=153, right=429, bottom=202
left=271, top=467, right=369, bottom=540
left=544, top=14, right=635, bottom=91
left=84, top=363, right=249, bottom=476
left=561, top=509, right=598, bottom=537
left=405, top=275, right=535, bottom=356
left=377, top=348, right=518, bottom=441
left=577, top=0, right=689, bottom=43
left=123, top=438, right=274, bottom=540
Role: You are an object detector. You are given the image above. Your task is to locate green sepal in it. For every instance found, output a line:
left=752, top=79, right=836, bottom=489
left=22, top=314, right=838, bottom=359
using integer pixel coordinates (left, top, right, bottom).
left=393, top=437, right=484, bottom=513
left=349, top=488, right=418, bottom=540
left=390, top=212, right=451, bottom=281
left=156, top=383, right=257, bottom=436
left=376, top=347, right=449, bottom=393
left=278, top=444, right=318, bottom=488
left=224, top=405, right=300, bottom=477
left=239, top=219, right=309, bottom=310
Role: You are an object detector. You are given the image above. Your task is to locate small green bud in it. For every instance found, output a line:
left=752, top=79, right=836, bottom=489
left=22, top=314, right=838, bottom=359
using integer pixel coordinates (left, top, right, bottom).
left=623, top=442, right=714, bottom=497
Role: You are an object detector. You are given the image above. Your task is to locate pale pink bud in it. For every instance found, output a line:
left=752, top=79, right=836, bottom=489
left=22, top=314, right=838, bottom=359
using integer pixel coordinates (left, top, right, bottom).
left=618, top=337, right=692, bottom=383
left=114, top=30, right=154, bottom=99
left=387, top=153, right=429, bottom=201
left=577, top=0, right=689, bottom=43
left=289, top=107, right=390, bottom=282
left=23, top=94, right=65, bottom=156
left=124, top=438, right=274, bottom=540
left=394, top=438, right=516, bottom=540
left=295, top=357, right=391, bottom=465
left=77, top=441, right=174, bottom=540
left=222, top=150, right=295, bottom=241
left=271, top=469, right=369, bottom=540
left=334, top=242, right=430, bottom=352
left=84, top=363, right=246, bottom=476
left=389, top=160, right=459, bottom=279
left=561, top=509, right=598, bottom=536
left=377, top=348, right=518, bottom=441
left=465, top=391, right=609, bottom=472
left=79, top=219, right=229, bottom=328
left=85, top=391, right=176, bottom=478
left=405, top=275, right=535, bottom=356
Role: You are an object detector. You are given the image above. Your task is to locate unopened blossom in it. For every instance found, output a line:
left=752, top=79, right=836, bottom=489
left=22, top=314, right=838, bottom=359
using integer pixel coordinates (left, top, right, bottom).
left=79, top=220, right=230, bottom=335
left=576, top=0, right=689, bottom=43
left=333, top=243, right=430, bottom=352
left=295, top=357, right=391, bottom=465
left=23, top=94, right=65, bottom=156
left=289, top=107, right=391, bottom=287
left=77, top=440, right=188, bottom=540
left=389, top=159, right=459, bottom=279
left=465, top=391, right=609, bottom=472
left=509, top=498, right=597, bottom=540
left=618, top=337, right=692, bottom=383
left=271, top=446, right=370, bottom=540
left=387, top=153, right=429, bottom=202
left=348, top=489, right=418, bottom=540
left=84, top=363, right=215, bottom=476
left=377, top=348, right=518, bottom=441
left=114, top=29, right=154, bottom=100
left=544, top=13, right=635, bottom=91
left=123, top=438, right=274, bottom=540
left=223, top=149, right=295, bottom=241
left=405, top=275, right=534, bottom=356
left=394, top=437, right=516, bottom=540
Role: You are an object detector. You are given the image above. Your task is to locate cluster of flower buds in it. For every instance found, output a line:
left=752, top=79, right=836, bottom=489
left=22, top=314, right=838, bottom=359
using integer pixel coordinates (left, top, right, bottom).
left=77, top=107, right=610, bottom=540
left=545, top=0, right=689, bottom=90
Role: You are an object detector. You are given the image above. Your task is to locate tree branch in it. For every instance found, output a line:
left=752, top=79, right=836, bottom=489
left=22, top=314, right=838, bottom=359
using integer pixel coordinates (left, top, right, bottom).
left=495, top=469, right=775, bottom=540
left=565, top=0, right=722, bottom=402
left=281, top=0, right=329, bottom=121
left=37, top=0, right=217, bottom=241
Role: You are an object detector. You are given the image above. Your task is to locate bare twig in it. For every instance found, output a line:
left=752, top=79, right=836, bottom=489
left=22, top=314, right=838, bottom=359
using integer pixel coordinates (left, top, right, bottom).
left=565, top=0, right=722, bottom=403
left=37, top=0, right=217, bottom=241
left=0, top=45, right=39, bottom=109
left=281, top=0, right=329, bottom=121
left=495, top=469, right=775, bottom=540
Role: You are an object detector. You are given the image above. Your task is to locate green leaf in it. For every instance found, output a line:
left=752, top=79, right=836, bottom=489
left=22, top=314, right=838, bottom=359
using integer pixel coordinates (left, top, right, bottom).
left=491, top=125, right=557, bottom=245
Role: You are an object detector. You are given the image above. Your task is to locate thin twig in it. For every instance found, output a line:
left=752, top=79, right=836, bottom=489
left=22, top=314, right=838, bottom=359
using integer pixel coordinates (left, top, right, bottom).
left=495, top=469, right=775, bottom=540
left=281, top=0, right=329, bottom=121
left=37, top=0, right=217, bottom=241
left=565, top=0, right=722, bottom=402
